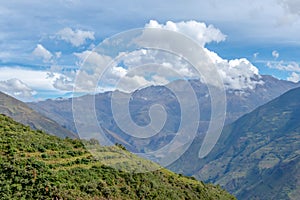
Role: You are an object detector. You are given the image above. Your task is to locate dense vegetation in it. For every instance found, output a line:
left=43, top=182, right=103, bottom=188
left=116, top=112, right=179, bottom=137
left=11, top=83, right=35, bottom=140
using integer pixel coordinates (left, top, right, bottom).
left=0, top=114, right=235, bottom=200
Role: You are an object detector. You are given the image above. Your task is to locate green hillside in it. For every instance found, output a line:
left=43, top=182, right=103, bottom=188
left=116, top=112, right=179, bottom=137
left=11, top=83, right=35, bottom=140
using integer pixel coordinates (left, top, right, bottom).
left=0, top=91, right=75, bottom=138
left=0, top=114, right=235, bottom=200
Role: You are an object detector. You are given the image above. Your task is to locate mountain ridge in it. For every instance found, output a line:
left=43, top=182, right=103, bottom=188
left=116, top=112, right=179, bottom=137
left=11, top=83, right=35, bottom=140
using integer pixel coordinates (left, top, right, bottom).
left=0, top=91, right=76, bottom=138
left=28, top=75, right=300, bottom=151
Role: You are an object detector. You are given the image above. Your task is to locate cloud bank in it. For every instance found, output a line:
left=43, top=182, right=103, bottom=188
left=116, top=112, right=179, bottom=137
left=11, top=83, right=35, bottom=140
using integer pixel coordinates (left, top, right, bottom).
left=267, top=61, right=300, bottom=72
left=0, top=67, right=72, bottom=100
left=70, top=20, right=264, bottom=93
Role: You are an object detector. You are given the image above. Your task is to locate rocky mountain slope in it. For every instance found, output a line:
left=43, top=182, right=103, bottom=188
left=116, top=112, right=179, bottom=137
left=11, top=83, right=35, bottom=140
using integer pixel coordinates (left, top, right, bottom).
left=189, top=87, right=300, bottom=199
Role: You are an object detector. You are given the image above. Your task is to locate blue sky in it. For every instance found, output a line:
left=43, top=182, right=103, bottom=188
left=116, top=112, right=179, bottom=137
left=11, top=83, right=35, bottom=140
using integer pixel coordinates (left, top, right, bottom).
left=1, top=0, right=300, bottom=101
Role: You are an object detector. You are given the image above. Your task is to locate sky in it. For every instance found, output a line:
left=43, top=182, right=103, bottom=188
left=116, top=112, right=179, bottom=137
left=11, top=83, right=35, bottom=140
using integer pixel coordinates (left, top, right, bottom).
left=1, top=0, right=300, bottom=101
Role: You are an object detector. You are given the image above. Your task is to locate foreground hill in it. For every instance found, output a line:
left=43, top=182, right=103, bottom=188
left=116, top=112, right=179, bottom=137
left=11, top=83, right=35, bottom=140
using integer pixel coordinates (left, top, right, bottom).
left=0, top=91, right=75, bottom=138
left=191, top=87, right=300, bottom=199
left=0, top=114, right=235, bottom=200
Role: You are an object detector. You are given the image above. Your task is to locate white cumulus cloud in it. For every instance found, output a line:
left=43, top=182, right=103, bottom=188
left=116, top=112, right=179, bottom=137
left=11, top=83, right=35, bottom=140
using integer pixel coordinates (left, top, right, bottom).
left=57, top=27, right=95, bottom=47
left=140, top=20, right=262, bottom=91
left=0, top=67, right=56, bottom=90
left=0, top=78, right=36, bottom=100
left=73, top=50, right=115, bottom=91
left=32, top=44, right=53, bottom=63
left=204, top=49, right=262, bottom=90
left=53, top=75, right=74, bottom=91
left=287, top=72, right=300, bottom=82
left=145, top=20, right=226, bottom=47
left=272, top=50, right=279, bottom=59
left=73, top=49, right=172, bottom=92
left=60, top=20, right=265, bottom=93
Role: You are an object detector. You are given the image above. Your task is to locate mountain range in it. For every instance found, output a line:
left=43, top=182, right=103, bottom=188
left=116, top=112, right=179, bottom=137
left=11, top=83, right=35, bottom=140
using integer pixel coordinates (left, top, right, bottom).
left=28, top=75, right=300, bottom=152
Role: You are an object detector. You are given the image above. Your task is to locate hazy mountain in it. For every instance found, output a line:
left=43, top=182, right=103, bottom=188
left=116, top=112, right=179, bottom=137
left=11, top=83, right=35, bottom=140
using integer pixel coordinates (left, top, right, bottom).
left=0, top=114, right=235, bottom=199
left=28, top=75, right=300, bottom=152
left=0, top=91, right=76, bottom=138
left=185, top=87, right=300, bottom=199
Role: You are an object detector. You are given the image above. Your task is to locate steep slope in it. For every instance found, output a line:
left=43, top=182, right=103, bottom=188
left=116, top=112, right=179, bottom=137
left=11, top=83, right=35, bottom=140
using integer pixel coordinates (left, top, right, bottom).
left=192, top=87, right=300, bottom=199
left=0, top=114, right=235, bottom=200
left=0, top=91, right=75, bottom=138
